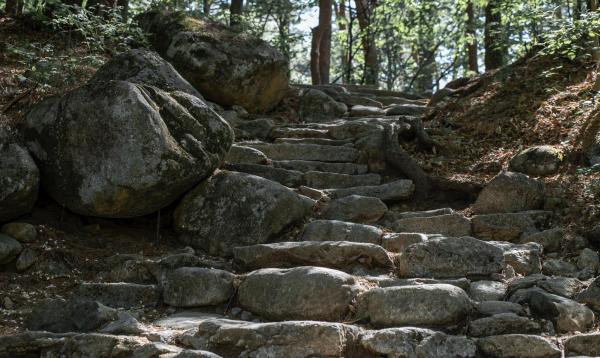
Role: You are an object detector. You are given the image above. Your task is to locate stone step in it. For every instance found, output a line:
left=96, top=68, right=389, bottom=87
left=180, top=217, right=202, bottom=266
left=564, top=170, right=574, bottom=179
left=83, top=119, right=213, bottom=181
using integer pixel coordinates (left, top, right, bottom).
left=324, top=179, right=414, bottom=202
left=239, top=142, right=360, bottom=162
left=385, top=104, right=428, bottom=116
left=223, top=163, right=304, bottom=187
left=304, top=171, right=381, bottom=189
left=233, top=241, right=394, bottom=273
left=273, top=160, right=368, bottom=175
left=302, top=220, right=383, bottom=244
left=269, top=127, right=330, bottom=139
left=273, top=137, right=353, bottom=146
left=392, top=213, right=472, bottom=237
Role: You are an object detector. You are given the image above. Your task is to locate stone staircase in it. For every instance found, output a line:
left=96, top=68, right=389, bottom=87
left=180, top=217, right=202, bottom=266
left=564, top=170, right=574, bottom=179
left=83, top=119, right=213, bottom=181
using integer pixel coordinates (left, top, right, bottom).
left=3, top=88, right=600, bottom=358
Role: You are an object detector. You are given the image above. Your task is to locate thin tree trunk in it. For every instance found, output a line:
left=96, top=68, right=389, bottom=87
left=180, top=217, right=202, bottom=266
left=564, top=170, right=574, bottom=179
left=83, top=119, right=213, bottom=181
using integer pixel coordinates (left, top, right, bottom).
left=230, top=0, right=243, bottom=27
left=335, top=1, right=349, bottom=83
left=202, top=0, right=211, bottom=16
left=466, top=0, right=479, bottom=73
left=319, top=0, right=332, bottom=84
left=4, top=0, right=23, bottom=16
left=355, top=0, right=378, bottom=85
left=311, top=26, right=323, bottom=84
left=484, top=0, right=504, bottom=71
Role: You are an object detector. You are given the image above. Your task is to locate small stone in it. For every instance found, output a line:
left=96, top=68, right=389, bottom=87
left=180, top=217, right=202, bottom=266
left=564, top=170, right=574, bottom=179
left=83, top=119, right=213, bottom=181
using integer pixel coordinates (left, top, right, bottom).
left=472, top=171, right=544, bottom=214
left=577, top=248, right=599, bottom=271
left=0, top=223, right=37, bottom=243
left=240, top=311, right=252, bottom=320
left=230, top=307, right=242, bottom=316
left=520, top=228, right=563, bottom=252
left=3, top=297, right=14, bottom=310
left=15, top=247, right=38, bottom=271
left=543, top=259, right=577, bottom=277
left=321, top=195, right=387, bottom=224
left=0, top=234, right=23, bottom=265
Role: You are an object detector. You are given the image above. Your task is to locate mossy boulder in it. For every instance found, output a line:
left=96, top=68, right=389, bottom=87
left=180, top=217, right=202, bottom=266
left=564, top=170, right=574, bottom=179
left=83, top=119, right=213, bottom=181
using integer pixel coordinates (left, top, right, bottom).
left=24, top=80, right=233, bottom=218
left=509, top=145, right=563, bottom=176
left=138, top=10, right=289, bottom=113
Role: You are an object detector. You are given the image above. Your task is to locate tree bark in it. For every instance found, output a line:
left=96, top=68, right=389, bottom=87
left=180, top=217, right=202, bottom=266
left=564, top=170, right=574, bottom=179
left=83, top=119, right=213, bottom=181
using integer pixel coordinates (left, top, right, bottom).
left=4, top=0, right=24, bottom=16
left=311, top=26, right=323, bottom=84
left=466, top=0, right=479, bottom=73
left=484, top=0, right=504, bottom=71
left=335, top=1, right=349, bottom=83
left=230, top=0, right=243, bottom=27
left=202, top=0, right=211, bottom=16
left=310, top=0, right=332, bottom=85
left=355, top=0, right=378, bottom=85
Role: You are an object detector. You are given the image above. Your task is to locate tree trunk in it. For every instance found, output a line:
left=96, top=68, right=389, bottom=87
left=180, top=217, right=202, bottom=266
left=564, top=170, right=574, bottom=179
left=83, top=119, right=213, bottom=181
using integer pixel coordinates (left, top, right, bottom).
left=335, top=1, right=349, bottom=83
left=466, top=0, right=479, bottom=73
left=484, top=0, right=504, bottom=71
left=4, top=0, right=24, bottom=16
left=230, top=0, right=243, bottom=27
left=310, top=0, right=332, bottom=85
left=311, top=26, right=323, bottom=85
left=202, top=0, right=211, bottom=16
left=355, top=0, right=378, bottom=85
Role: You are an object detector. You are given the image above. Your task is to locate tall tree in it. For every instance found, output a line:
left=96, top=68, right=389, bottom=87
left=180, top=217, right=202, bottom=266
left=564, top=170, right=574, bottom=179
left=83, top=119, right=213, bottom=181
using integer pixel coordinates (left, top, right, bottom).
left=466, top=0, right=479, bottom=73
left=230, top=0, right=243, bottom=26
left=355, top=0, right=378, bottom=85
left=310, top=0, right=332, bottom=84
left=484, top=0, right=504, bottom=70
left=334, top=1, right=350, bottom=82
left=202, top=0, right=211, bottom=16
left=4, top=0, right=24, bottom=16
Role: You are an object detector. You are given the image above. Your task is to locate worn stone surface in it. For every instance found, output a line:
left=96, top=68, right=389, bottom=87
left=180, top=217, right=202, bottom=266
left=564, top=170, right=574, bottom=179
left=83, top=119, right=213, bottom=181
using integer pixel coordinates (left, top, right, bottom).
left=0, top=222, right=37, bottom=243
left=299, top=89, right=347, bottom=123
left=577, top=248, right=599, bottom=271
left=385, top=104, right=427, bottom=116
left=367, top=284, right=472, bottom=328
left=233, top=241, right=393, bottom=272
left=24, top=81, right=233, bottom=218
left=392, top=214, right=472, bottom=237
left=576, top=276, right=600, bottom=310
left=325, top=180, right=414, bottom=201
left=15, top=247, right=38, bottom=271
left=223, top=163, right=304, bottom=187
left=89, top=48, right=202, bottom=97
left=472, top=171, right=544, bottom=214
left=381, top=232, right=428, bottom=253
left=73, top=282, right=160, bottom=309
left=467, top=313, right=542, bottom=337
left=237, top=266, right=359, bottom=321
left=174, top=171, right=313, bottom=256
left=302, top=220, right=383, bottom=244
left=509, top=145, right=564, bottom=176
left=224, top=144, right=268, bottom=165
left=321, top=195, right=387, bottom=224
left=469, top=281, right=507, bottom=302
left=235, top=118, right=274, bottom=140
left=475, top=301, right=526, bottom=317
left=529, top=290, right=595, bottom=333
left=139, top=11, right=289, bottom=113
left=489, top=241, right=543, bottom=276
left=273, top=160, right=368, bottom=175
left=26, top=298, right=117, bottom=332
left=0, top=233, right=22, bottom=265
left=416, top=332, right=477, bottom=358
left=564, top=333, right=600, bottom=356
left=359, top=327, right=435, bottom=357
left=471, top=211, right=551, bottom=242
left=542, top=258, right=577, bottom=277
left=163, top=267, right=235, bottom=307
left=477, top=334, right=561, bottom=358
left=242, top=142, right=360, bottom=162
left=350, top=105, right=385, bottom=117
left=397, top=236, right=504, bottom=279
left=0, top=143, right=39, bottom=223
left=304, top=171, right=381, bottom=189
left=520, top=228, right=563, bottom=252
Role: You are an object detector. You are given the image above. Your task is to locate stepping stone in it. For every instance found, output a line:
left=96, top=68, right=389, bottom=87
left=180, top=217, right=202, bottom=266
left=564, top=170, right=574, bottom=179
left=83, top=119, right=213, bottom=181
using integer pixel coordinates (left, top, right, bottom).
left=488, top=241, right=542, bottom=276
left=193, top=318, right=361, bottom=358
left=162, top=267, right=235, bottom=307
left=519, top=228, right=563, bottom=252
left=374, top=277, right=471, bottom=291
left=269, top=127, right=330, bottom=139
left=73, top=282, right=160, bottom=309
left=475, top=301, right=526, bottom=317
left=471, top=210, right=552, bottom=242
left=376, top=96, right=426, bottom=106
left=273, top=160, right=368, bottom=175
left=467, top=313, right=543, bottom=337
left=392, top=213, right=472, bottom=237
left=274, top=137, right=352, bottom=146
left=385, top=104, right=427, bottom=116
left=336, top=93, right=383, bottom=107
left=507, top=275, right=584, bottom=299
left=223, top=163, right=304, bottom=187
left=237, top=266, right=360, bottom=321
left=472, top=171, right=544, bottom=214
left=302, top=220, right=383, bottom=244
left=366, top=284, right=472, bottom=328
left=304, top=171, right=381, bottom=189
left=477, top=335, right=561, bottom=358
left=321, top=195, right=387, bottom=224
left=350, top=105, right=385, bottom=117
left=564, top=333, right=600, bottom=357
left=469, top=281, right=508, bottom=302
left=381, top=233, right=428, bottom=253
left=396, top=236, right=504, bottom=279
left=325, top=180, right=414, bottom=201
left=241, top=142, right=360, bottom=162
left=389, top=207, right=454, bottom=220
left=233, top=241, right=393, bottom=272
left=224, top=144, right=268, bottom=165
left=529, top=290, right=594, bottom=333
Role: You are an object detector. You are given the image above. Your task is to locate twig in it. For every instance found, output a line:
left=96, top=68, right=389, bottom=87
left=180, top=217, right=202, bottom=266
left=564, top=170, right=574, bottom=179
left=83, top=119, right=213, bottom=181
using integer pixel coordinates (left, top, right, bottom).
left=2, top=83, right=38, bottom=114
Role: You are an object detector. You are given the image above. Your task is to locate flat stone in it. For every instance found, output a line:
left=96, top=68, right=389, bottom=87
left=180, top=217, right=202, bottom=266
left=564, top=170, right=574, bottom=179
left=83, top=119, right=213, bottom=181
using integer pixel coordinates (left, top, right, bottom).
left=321, top=195, right=387, bottom=224
left=163, top=267, right=235, bottom=307
left=359, top=327, right=435, bottom=357
left=350, top=105, right=385, bottom=117
left=529, top=290, right=595, bottom=333
left=224, top=145, right=268, bottom=165
left=325, top=179, right=414, bottom=202
left=269, top=126, right=330, bottom=139
left=0, top=222, right=37, bottom=243
left=537, top=276, right=585, bottom=298
left=73, top=282, right=160, bottom=309
left=520, top=228, right=563, bottom=252
left=396, top=236, right=504, bottom=279
left=488, top=241, right=542, bottom=276
left=381, top=232, right=428, bottom=253
left=543, top=258, right=577, bottom=277
left=237, top=266, right=360, bottom=321
left=416, top=332, right=477, bottom=358
left=392, top=214, right=472, bottom=237
left=274, top=137, right=352, bottom=146
left=223, top=163, right=304, bottom=187
left=304, top=171, right=381, bottom=189
left=564, top=333, right=600, bottom=357
left=273, top=160, right=368, bottom=175
left=385, top=104, right=427, bottom=116
left=367, top=284, right=472, bottom=328
left=0, top=234, right=23, bottom=265
left=469, top=281, right=507, bottom=302
left=241, top=142, right=360, bottom=162
left=299, top=89, right=347, bottom=123
left=390, top=207, right=454, bottom=220
left=477, top=334, right=561, bottom=358
left=471, top=211, right=552, bottom=241
left=233, top=241, right=393, bottom=272
left=472, top=171, right=544, bottom=214
left=375, top=277, right=471, bottom=291
left=302, top=220, right=383, bottom=244
left=467, top=313, right=543, bottom=337
left=236, top=118, right=274, bottom=140
left=336, top=93, right=383, bottom=108
left=26, top=298, right=117, bottom=333
left=475, top=301, right=526, bottom=316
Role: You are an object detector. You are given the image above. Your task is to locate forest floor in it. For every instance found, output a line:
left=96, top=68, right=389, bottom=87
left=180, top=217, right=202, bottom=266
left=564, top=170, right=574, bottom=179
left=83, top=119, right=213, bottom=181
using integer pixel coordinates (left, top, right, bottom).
left=1, top=16, right=600, bottom=334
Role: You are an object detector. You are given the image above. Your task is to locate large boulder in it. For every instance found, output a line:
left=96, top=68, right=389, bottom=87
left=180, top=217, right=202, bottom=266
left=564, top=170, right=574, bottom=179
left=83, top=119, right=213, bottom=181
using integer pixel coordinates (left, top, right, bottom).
left=24, top=81, right=233, bottom=218
left=174, top=171, right=313, bottom=257
left=0, top=141, right=39, bottom=223
left=89, top=49, right=202, bottom=98
left=472, top=171, right=544, bottom=214
left=138, top=10, right=289, bottom=113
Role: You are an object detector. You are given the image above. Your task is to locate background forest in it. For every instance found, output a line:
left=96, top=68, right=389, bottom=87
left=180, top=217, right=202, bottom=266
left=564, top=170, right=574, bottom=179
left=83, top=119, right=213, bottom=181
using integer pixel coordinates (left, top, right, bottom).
left=2, top=0, right=600, bottom=95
